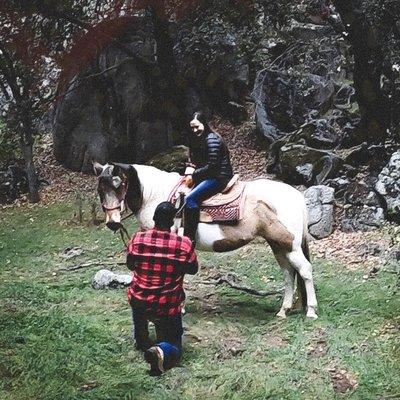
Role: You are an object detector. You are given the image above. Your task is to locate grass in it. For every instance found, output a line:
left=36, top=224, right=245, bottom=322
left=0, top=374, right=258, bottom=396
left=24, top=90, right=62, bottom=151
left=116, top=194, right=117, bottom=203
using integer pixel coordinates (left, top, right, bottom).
left=0, top=202, right=399, bottom=400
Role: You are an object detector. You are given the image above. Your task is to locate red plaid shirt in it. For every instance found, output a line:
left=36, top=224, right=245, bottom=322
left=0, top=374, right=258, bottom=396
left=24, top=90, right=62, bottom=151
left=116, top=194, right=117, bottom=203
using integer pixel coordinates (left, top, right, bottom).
left=126, top=229, right=199, bottom=316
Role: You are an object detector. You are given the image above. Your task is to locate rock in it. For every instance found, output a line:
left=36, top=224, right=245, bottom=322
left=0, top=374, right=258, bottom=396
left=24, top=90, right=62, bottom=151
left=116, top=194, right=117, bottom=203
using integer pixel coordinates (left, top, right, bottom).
left=172, top=19, right=249, bottom=117
left=287, top=20, right=333, bottom=41
left=252, top=70, right=285, bottom=143
left=60, top=247, right=84, bottom=260
left=147, top=145, right=188, bottom=173
left=344, top=182, right=382, bottom=208
left=54, top=17, right=175, bottom=172
left=278, top=144, right=342, bottom=185
left=0, top=165, right=28, bottom=203
left=92, top=269, right=131, bottom=290
left=294, top=119, right=340, bottom=150
left=252, top=70, right=335, bottom=143
left=341, top=206, right=385, bottom=232
left=304, top=185, right=335, bottom=239
left=375, top=150, right=400, bottom=222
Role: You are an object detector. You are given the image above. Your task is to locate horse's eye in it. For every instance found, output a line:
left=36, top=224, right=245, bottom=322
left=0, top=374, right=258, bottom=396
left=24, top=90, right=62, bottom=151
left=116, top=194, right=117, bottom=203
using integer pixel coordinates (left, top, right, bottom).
left=112, top=176, right=122, bottom=188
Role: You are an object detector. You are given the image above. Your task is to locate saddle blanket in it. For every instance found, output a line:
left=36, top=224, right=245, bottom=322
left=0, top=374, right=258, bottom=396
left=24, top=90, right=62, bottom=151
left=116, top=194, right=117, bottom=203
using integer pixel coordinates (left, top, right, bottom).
left=168, top=178, right=247, bottom=223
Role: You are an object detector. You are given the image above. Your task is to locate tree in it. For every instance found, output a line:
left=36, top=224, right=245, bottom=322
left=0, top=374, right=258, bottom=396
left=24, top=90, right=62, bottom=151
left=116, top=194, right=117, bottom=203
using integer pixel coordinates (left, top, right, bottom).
left=0, top=1, right=93, bottom=202
left=0, top=0, right=255, bottom=201
left=332, top=0, right=398, bottom=144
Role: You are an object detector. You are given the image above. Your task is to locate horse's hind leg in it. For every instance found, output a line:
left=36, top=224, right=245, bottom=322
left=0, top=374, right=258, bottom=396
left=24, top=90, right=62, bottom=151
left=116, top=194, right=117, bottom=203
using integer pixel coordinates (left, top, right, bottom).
left=273, top=252, right=296, bottom=318
left=287, top=250, right=318, bottom=319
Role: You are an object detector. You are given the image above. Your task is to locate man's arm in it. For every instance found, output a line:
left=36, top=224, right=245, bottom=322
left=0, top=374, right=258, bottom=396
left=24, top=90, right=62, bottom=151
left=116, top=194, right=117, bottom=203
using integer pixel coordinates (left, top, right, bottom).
left=126, top=253, right=136, bottom=271
left=185, top=243, right=199, bottom=275
left=126, top=234, right=138, bottom=271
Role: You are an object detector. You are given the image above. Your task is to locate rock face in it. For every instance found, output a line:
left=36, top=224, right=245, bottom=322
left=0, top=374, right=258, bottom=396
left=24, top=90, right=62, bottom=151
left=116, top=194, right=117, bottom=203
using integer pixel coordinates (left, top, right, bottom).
left=92, top=269, right=131, bottom=290
left=278, top=144, right=343, bottom=185
left=340, top=181, right=385, bottom=231
left=53, top=14, right=249, bottom=173
left=147, top=145, right=188, bottom=173
left=54, top=18, right=174, bottom=173
left=304, top=185, right=334, bottom=239
left=375, top=151, right=400, bottom=222
left=253, top=70, right=336, bottom=142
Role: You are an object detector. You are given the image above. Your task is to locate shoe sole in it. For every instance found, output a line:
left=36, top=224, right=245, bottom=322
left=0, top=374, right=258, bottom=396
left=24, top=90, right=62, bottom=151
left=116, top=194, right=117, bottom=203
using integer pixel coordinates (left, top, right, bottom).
left=145, top=348, right=163, bottom=376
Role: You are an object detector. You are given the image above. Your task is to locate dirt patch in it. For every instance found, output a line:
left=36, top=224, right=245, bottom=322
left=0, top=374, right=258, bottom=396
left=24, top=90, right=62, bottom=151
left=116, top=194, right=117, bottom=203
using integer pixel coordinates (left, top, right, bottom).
left=309, top=228, right=395, bottom=269
left=214, top=335, right=245, bottom=360
left=328, top=366, right=358, bottom=394
left=186, top=271, right=222, bottom=316
left=373, top=319, right=400, bottom=341
left=211, top=112, right=270, bottom=181
left=263, top=334, right=287, bottom=348
left=262, top=325, right=288, bottom=349
left=307, top=327, right=328, bottom=359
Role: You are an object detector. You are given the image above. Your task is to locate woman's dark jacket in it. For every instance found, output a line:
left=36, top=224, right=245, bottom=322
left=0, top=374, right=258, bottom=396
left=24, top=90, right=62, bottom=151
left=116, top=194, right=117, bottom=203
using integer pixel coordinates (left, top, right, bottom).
left=188, top=131, right=233, bottom=187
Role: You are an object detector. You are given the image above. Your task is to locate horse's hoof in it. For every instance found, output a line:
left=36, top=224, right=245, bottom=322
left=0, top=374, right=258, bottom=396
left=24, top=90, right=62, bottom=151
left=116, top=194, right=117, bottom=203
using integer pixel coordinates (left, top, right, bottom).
left=306, top=309, right=318, bottom=319
left=276, top=309, right=287, bottom=318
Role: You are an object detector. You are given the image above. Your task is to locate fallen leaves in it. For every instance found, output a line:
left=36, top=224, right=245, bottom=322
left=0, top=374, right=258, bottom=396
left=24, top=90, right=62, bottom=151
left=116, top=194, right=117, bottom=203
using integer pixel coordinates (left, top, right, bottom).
left=327, top=366, right=358, bottom=394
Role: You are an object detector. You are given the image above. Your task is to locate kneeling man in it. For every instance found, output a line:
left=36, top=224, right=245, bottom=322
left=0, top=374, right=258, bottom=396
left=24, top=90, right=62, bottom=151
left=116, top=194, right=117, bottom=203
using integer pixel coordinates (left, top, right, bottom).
left=126, top=201, right=199, bottom=375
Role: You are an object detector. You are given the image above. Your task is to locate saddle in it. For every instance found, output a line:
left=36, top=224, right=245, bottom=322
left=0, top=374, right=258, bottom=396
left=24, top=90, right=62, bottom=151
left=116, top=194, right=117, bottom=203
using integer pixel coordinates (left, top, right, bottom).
left=168, top=174, right=247, bottom=223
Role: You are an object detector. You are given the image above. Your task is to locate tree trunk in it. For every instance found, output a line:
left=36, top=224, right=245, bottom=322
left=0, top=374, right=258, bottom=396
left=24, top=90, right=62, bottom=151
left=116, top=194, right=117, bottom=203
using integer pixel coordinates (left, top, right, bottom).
left=334, top=0, right=388, bottom=144
left=20, top=131, right=40, bottom=203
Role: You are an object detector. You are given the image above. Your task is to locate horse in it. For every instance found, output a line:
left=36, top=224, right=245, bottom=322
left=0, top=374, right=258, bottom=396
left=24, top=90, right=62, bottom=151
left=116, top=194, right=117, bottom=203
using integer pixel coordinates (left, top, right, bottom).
left=94, top=161, right=318, bottom=319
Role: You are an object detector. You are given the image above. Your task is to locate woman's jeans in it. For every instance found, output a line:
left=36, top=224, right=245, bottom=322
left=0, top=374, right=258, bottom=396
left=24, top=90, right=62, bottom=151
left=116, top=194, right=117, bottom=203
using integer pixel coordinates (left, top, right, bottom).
left=131, top=300, right=183, bottom=370
left=186, top=178, right=224, bottom=209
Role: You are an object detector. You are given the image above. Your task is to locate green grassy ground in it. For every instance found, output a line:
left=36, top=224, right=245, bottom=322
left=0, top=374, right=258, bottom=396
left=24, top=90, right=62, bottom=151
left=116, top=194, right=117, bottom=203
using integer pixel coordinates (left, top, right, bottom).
left=0, top=202, right=399, bottom=400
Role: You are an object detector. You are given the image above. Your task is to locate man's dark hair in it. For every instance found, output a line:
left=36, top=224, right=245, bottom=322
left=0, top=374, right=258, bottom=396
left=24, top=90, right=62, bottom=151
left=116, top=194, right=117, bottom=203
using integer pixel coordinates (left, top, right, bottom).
left=192, top=110, right=211, bottom=133
left=153, top=201, right=176, bottom=229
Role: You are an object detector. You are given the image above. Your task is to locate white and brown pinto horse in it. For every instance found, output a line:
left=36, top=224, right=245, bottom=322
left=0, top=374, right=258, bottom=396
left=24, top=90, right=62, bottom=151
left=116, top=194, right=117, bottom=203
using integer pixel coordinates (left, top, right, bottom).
left=94, top=162, right=318, bottom=319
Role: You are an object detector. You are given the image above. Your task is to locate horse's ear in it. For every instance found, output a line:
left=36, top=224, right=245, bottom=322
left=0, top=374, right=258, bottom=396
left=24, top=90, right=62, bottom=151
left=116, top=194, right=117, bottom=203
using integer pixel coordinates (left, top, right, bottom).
left=93, top=161, right=104, bottom=176
left=111, top=163, right=133, bottom=177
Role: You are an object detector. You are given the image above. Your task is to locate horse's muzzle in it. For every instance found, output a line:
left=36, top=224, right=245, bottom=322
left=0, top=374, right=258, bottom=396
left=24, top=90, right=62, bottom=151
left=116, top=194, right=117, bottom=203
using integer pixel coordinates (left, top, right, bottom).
left=106, top=221, right=123, bottom=232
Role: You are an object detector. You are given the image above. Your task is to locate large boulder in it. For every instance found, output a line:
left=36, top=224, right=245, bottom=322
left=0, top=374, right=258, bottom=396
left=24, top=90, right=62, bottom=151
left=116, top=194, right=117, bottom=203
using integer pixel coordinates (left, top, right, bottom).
left=172, top=20, right=249, bottom=120
left=375, top=150, right=400, bottom=222
left=147, top=145, right=188, bottom=173
left=304, top=185, right=334, bottom=239
left=252, top=70, right=335, bottom=143
left=340, top=181, right=385, bottom=231
left=277, top=144, right=343, bottom=186
left=341, top=206, right=385, bottom=232
left=53, top=18, right=174, bottom=172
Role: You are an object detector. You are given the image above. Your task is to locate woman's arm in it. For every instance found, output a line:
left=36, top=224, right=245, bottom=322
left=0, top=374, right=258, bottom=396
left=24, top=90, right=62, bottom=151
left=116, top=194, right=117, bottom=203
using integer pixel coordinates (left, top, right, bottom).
left=192, top=135, right=221, bottom=182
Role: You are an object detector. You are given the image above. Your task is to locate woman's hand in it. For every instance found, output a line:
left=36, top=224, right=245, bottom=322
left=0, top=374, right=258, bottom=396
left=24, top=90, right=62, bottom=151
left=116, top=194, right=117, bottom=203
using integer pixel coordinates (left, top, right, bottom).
left=185, top=175, right=194, bottom=188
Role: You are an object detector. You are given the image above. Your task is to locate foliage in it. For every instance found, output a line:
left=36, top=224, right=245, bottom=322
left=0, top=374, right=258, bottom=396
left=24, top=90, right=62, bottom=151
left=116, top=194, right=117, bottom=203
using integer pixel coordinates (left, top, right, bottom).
left=0, top=201, right=399, bottom=399
left=174, top=0, right=293, bottom=76
left=0, top=120, right=19, bottom=164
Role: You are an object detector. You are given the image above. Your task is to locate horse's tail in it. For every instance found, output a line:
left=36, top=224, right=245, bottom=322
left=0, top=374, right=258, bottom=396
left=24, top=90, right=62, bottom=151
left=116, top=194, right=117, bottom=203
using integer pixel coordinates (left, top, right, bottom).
left=296, top=202, right=310, bottom=310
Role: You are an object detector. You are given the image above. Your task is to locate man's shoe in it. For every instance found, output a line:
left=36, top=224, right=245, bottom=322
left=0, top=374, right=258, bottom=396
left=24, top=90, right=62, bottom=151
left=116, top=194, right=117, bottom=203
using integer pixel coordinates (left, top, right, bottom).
left=144, top=346, right=165, bottom=376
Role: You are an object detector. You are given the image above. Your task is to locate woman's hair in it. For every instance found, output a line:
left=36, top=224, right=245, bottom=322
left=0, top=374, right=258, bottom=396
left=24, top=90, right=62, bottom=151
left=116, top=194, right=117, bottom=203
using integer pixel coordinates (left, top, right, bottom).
left=192, top=111, right=211, bottom=133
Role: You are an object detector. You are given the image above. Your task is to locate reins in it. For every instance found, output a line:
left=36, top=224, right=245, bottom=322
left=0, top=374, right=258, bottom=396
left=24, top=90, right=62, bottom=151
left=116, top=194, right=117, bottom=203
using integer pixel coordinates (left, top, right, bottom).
left=118, top=224, right=131, bottom=247
left=104, top=176, right=187, bottom=248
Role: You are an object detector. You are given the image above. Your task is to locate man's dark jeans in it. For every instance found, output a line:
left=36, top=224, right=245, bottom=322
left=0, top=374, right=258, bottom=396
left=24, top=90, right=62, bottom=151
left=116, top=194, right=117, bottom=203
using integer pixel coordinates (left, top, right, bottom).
left=130, top=299, right=183, bottom=370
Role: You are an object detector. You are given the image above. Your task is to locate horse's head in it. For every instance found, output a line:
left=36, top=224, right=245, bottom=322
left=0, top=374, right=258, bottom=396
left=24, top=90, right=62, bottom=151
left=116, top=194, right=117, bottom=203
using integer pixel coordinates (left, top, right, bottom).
left=94, top=162, right=142, bottom=232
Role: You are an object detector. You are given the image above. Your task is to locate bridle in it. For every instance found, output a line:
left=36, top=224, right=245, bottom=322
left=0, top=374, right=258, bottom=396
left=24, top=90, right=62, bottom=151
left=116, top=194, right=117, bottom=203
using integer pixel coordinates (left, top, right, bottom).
left=100, top=180, right=135, bottom=246
left=101, top=177, right=188, bottom=247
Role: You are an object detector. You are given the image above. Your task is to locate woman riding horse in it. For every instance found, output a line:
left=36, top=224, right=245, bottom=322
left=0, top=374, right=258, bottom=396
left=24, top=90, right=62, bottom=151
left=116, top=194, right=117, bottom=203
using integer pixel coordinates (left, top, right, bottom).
left=184, top=111, right=234, bottom=243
